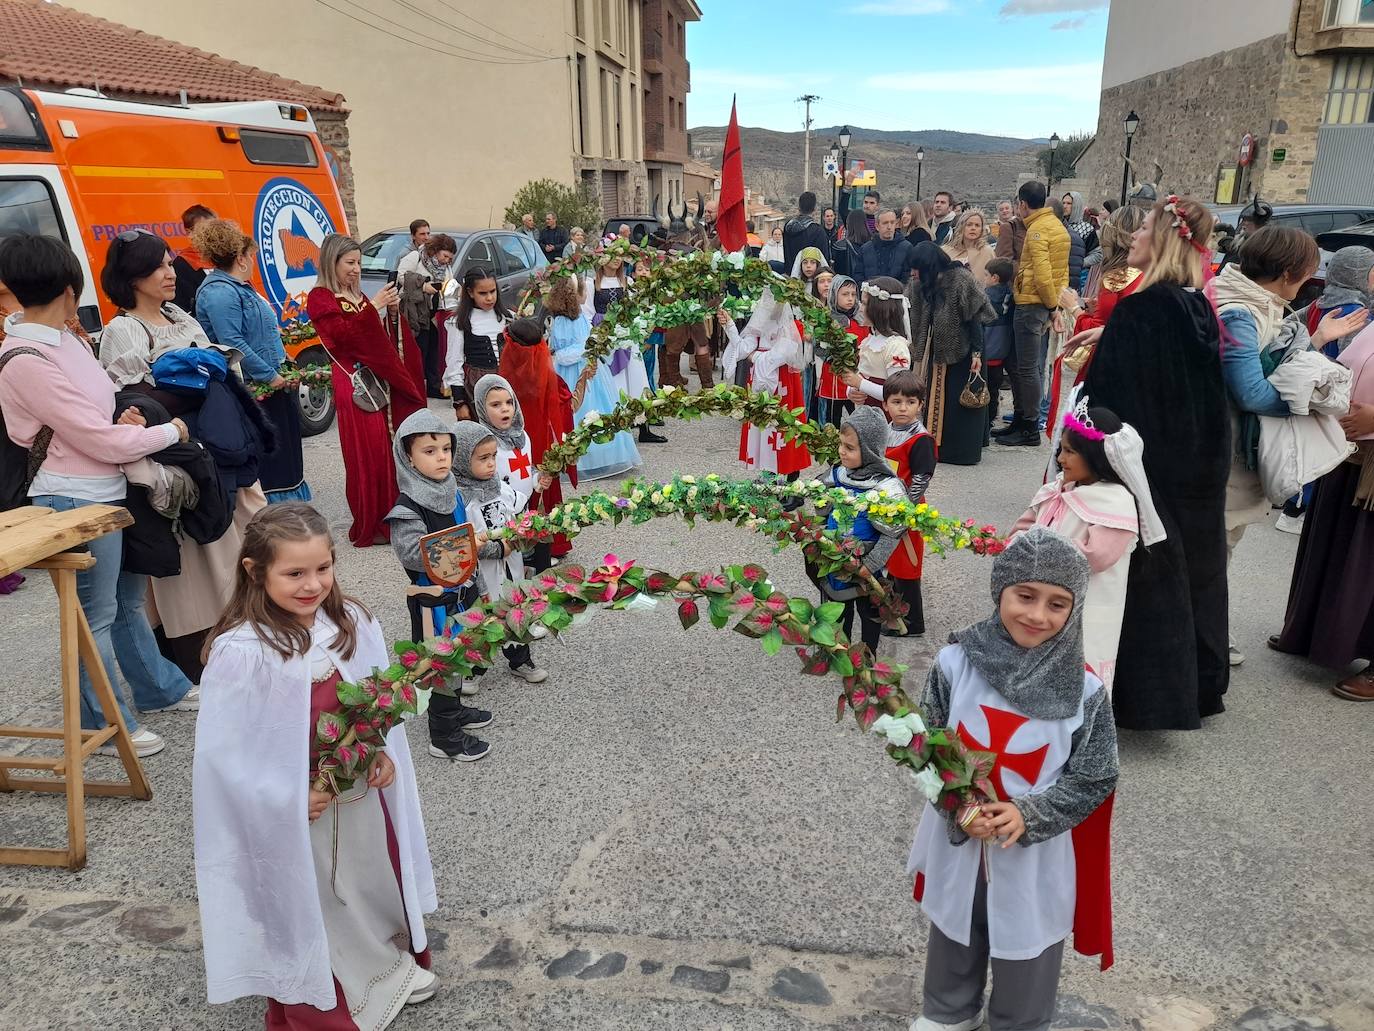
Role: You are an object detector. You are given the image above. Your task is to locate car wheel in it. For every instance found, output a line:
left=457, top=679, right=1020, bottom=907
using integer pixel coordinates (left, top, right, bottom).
left=295, top=347, right=336, bottom=436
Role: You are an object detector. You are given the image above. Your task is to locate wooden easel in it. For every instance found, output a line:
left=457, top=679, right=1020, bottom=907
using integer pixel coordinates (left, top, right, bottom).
left=0, top=504, right=151, bottom=870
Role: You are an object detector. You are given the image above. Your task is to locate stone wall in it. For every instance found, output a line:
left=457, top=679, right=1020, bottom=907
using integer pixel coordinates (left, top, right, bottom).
left=1258, top=0, right=1337, bottom=202
left=1076, top=33, right=1287, bottom=207
left=312, top=111, right=357, bottom=233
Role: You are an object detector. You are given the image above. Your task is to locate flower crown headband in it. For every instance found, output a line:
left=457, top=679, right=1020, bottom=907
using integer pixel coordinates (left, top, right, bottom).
left=861, top=282, right=911, bottom=307
left=1164, top=194, right=1211, bottom=254
left=1063, top=397, right=1106, bottom=441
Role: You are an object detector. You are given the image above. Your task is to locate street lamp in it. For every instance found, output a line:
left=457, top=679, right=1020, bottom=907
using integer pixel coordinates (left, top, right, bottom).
left=838, top=125, right=852, bottom=212
left=916, top=145, right=925, bottom=201
left=1121, top=110, right=1140, bottom=206
left=1047, top=132, right=1060, bottom=194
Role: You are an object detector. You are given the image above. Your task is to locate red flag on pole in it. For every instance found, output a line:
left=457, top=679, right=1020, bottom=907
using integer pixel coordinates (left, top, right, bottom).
left=716, top=97, right=747, bottom=253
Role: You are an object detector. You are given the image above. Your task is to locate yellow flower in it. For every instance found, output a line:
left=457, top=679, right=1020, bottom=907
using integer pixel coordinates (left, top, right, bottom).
left=663, top=484, right=675, bottom=498
left=680, top=474, right=696, bottom=484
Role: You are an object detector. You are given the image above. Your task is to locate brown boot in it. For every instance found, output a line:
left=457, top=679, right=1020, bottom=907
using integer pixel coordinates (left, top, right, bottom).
left=1333, top=669, right=1374, bottom=701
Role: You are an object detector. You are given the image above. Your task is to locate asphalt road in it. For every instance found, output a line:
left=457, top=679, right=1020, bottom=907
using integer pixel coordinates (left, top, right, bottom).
left=0, top=390, right=1369, bottom=1031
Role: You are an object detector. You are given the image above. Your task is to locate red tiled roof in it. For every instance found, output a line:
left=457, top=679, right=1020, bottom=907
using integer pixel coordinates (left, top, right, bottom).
left=0, top=0, right=347, bottom=112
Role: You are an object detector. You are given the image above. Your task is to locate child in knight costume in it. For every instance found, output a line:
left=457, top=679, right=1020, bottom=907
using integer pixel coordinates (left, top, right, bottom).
left=908, top=527, right=1118, bottom=1031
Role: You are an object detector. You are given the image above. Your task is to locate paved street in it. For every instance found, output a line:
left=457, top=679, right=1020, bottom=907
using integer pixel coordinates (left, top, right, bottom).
left=0, top=397, right=1370, bottom=1031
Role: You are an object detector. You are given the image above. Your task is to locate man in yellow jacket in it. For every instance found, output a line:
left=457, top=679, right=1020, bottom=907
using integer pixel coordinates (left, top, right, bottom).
left=995, top=180, right=1069, bottom=447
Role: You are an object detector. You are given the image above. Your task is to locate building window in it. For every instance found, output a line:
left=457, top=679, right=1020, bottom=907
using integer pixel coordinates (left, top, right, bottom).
left=1325, top=0, right=1374, bottom=26
left=1324, top=53, right=1374, bottom=123
left=573, top=0, right=585, bottom=39
left=613, top=72, right=624, bottom=159
left=600, top=0, right=614, bottom=46
left=630, top=86, right=639, bottom=156
left=668, top=95, right=675, bottom=128
left=576, top=54, right=590, bottom=155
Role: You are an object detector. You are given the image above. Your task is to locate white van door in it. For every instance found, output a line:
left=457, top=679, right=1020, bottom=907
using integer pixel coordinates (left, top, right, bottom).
left=0, top=167, right=104, bottom=332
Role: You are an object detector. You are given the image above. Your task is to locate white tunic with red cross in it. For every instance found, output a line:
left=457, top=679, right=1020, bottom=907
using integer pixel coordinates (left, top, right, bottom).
left=497, top=438, right=537, bottom=511
left=907, top=644, right=1098, bottom=961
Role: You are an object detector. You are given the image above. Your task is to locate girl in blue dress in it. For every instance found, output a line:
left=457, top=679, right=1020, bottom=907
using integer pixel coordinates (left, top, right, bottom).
left=546, top=276, right=641, bottom=481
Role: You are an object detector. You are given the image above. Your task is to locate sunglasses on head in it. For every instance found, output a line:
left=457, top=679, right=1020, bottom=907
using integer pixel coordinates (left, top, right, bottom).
left=115, top=228, right=157, bottom=244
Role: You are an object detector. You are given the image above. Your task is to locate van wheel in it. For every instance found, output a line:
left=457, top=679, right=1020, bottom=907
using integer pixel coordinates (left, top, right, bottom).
left=295, top=347, right=335, bottom=436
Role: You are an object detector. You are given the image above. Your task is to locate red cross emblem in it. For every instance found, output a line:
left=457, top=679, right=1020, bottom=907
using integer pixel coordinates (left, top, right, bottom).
left=765, top=430, right=781, bottom=451
left=957, top=705, right=1049, bottom=800
left=507, top=449, right=532, bottom=480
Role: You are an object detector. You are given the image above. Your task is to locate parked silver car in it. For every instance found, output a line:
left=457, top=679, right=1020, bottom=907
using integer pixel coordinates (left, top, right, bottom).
left=357, top=227, right=548, bottom=311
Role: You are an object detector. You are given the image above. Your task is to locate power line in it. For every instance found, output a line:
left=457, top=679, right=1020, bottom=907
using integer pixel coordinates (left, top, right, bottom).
left=418, top=0, right=559, bottom=59
left=390, top=0, right=557, bottom=61
left=308, top=0, right=556, bottom=64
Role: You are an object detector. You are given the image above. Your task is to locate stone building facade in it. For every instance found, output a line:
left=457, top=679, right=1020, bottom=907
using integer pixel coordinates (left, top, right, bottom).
left=1078, top=0, right=1374, bottom=207
left=640, top=0, right=701, bottom=213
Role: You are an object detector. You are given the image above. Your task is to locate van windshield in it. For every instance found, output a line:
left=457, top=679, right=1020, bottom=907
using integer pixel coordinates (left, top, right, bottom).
left=0, top=91, right=45, bottom=148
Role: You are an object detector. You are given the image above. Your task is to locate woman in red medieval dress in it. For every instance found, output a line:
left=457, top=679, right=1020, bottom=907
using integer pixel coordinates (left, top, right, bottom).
left=307, top=234, right=427, bottom=547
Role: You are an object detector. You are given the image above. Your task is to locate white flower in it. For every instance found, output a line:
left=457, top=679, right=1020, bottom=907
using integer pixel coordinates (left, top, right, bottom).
left=872, top=712, right=924, bottom=748
left=584, top=410, right=601, bottom=423
left=911, top=764, right=943, bottom=803
left=726, top=250, right=746, bottom=269
left=622, top=593, right=659, bottom=614
left=680, top=474, right=696, bottom=484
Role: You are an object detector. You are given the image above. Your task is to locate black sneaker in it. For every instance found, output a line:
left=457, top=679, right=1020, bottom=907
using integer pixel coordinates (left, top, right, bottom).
left=457, top=705, right=493, bottom=730
left=996, top=429, right=1042, bottom=447
left=428, top=732, right=490, bottom=762
left=638, top=425, right=667, bottom=443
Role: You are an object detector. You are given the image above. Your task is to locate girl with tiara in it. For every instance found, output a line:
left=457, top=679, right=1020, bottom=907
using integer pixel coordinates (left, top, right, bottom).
left=841, top=275, right=913, bottom=408
left=1012, top=402, right=1167, bottom=694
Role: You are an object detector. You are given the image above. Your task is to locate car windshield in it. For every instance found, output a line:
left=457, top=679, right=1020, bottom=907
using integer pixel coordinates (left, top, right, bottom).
left=360, top=230, right=469, bottom=272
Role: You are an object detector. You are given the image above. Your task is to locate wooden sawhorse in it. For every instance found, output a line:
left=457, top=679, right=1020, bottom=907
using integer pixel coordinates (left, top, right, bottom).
left=0, top=504, right=151, bottom=869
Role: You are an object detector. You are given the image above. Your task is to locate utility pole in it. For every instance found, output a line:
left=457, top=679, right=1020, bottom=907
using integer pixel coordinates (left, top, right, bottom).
left=798, top=94, right=819, bottom=195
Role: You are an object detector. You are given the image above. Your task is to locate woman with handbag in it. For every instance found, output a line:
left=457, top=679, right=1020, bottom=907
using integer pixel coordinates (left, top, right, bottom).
left=307, top=233, right=427, bottom=547
left=904, top=242, right=996, bottom=466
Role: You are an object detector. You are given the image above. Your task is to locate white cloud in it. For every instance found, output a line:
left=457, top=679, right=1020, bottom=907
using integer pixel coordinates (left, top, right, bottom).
left=1000, top=0, right=1106, bottom=14
left=848, top=0, right=950, bottom=13
left=1051, top=16, right=1089, bottom=29
left=866, top=62, right=1102, bottom=99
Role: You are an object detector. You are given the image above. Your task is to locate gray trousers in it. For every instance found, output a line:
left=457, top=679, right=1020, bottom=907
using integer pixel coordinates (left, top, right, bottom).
left=921, top=874, right=1064, bottom=1031
left=1010, top=303, right=1052, bottom=423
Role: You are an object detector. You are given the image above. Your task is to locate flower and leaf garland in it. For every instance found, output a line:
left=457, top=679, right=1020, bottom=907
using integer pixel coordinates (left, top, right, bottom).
left=540, top=383, right=841, bottom=475
left=585, top=250, right=860, bottom=371
left=247, top=363, right=332, bottom=400
left=491, top=473, right=1005, bottom=627
left=312, top=554, right=1000, bottom=825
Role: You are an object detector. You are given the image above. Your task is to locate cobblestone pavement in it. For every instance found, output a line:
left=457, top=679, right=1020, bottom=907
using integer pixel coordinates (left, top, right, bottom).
left=1, top=392, right=1370, bottom=1030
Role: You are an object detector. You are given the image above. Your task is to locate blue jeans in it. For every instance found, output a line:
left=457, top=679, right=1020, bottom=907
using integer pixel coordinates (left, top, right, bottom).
left=32, top=495, right=192, bottom=731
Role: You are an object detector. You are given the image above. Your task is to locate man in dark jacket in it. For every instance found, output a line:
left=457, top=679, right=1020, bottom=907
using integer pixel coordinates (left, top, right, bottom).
left=537, top=212, right=569, bottom=261
left=854, top=210, right=913, bottom=284
left=782, top=191, right=832, bottom=270
left=1050, top=197, right=1085, bottom=290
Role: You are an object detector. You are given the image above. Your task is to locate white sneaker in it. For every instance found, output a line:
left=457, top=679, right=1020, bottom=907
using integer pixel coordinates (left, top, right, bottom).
left=406, top=965, right=438, bottom=1005
left=1228, top=645, right=1245, bottom=667
left=459, top=680, right=479, bottom=697
left=909, top=1010, right=985, bottom=1031
left=510, top=661, right=548, bottom=684
left=143, top=685, right=200, bottom=713
left=96, top=727, right=165, bottom=758
left=1275, top=511, right=1306, bottom=535
left=527, top=623, right=549, bottom=640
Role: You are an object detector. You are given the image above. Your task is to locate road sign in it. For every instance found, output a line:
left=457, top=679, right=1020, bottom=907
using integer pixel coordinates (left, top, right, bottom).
left=1238, top=133, right=1256, bottom=167
left=822, top=157, right=839, bottom=177
left=1272, top=147, right=1287, bottom=164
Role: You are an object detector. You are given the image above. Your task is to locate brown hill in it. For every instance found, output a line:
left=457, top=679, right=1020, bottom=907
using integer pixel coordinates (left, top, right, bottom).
left=689, top=125, right=1042, bottom=211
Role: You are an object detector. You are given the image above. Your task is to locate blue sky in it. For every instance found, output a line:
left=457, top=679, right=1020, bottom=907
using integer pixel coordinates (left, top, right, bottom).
left=685, top=0, right=1109, bottom=139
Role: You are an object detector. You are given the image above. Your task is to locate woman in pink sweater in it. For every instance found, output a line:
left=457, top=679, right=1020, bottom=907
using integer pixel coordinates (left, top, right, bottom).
left=0, top=234, right=197, bottom=757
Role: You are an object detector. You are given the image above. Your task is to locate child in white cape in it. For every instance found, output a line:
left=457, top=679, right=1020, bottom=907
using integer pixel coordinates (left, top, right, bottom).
left=193, top=503, right=438, bottom=1027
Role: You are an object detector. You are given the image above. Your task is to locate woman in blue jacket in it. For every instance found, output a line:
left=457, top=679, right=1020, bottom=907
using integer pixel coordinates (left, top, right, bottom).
left=191, top=220, right=310, bottom=503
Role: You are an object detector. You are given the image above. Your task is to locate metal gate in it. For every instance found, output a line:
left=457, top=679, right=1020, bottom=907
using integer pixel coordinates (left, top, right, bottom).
left=1309, top=124, right=1374, bottom=203
left=600, top=172, right=621, bottom=217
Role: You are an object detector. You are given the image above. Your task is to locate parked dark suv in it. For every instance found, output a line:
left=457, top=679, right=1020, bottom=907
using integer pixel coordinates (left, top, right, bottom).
left=357, top=227, right=548, bottom=311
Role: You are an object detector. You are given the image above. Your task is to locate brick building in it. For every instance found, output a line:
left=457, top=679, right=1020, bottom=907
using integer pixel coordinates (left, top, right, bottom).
left=0, top=0, right=356, bottom=226
left=1076, top=0, right=1374, bottom=208
left=640, top=0, right=701, bottom=212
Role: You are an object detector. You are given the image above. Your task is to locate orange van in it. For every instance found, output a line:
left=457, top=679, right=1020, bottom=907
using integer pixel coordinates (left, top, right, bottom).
left=0, top=86, right=349, bottom=433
